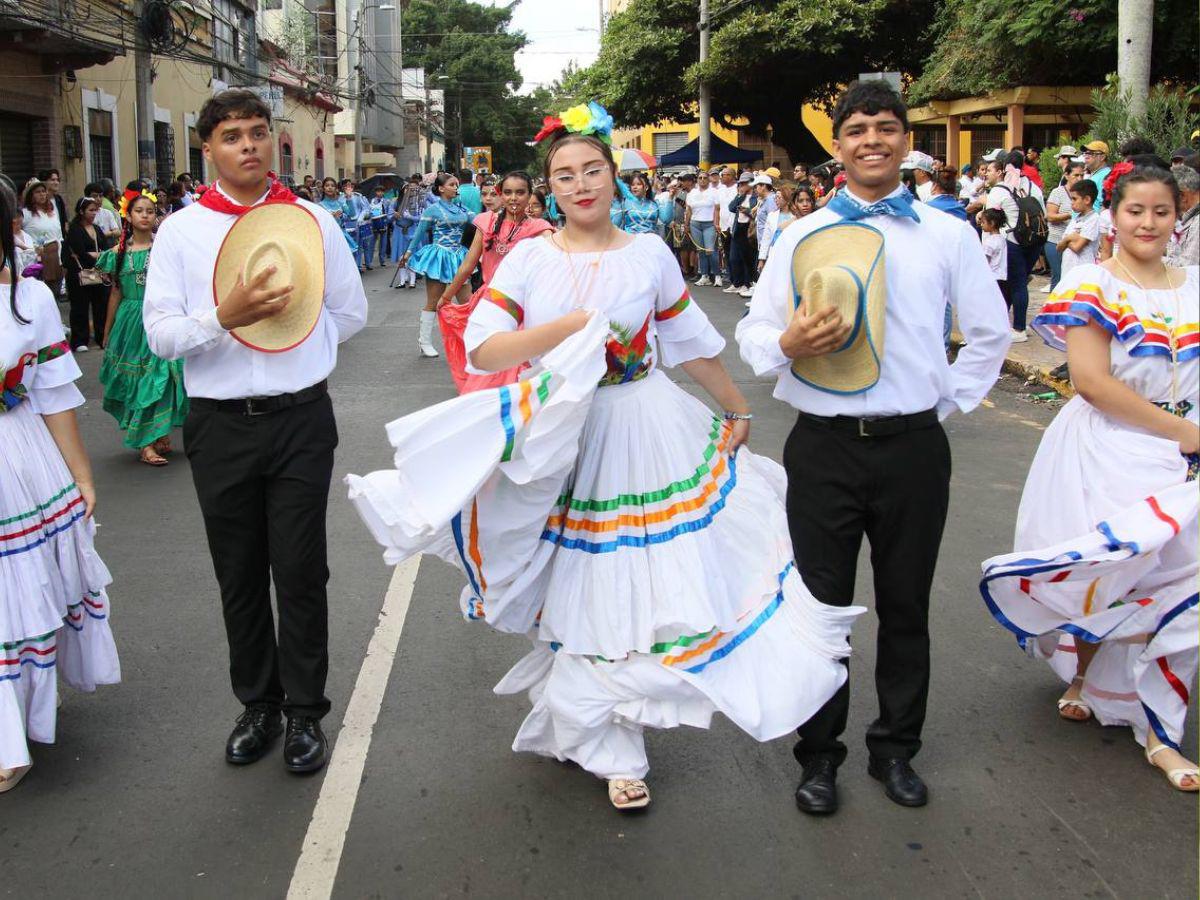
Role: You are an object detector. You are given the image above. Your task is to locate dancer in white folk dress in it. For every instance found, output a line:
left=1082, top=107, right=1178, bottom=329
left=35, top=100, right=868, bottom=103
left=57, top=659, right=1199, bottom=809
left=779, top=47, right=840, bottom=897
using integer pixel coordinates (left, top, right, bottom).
left=0, top=183, right=119, bottom=793
left=980, top=164, right=1199, bottom=792
left=347, top=103, right=864, bottom=811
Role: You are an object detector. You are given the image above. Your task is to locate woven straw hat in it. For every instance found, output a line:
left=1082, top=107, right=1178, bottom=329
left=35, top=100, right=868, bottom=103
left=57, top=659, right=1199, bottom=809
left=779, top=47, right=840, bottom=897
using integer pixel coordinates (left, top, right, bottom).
left=212, top=202, right=325, bottom=352
left=789, top=221, right=886, bottom=394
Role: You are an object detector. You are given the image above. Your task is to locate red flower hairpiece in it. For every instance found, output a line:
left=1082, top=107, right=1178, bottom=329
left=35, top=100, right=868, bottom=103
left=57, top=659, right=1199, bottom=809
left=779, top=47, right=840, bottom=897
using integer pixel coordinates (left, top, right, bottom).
left=533, top=115, right=564, bottom=144
left=1103, top=160, right=1134, bottom=204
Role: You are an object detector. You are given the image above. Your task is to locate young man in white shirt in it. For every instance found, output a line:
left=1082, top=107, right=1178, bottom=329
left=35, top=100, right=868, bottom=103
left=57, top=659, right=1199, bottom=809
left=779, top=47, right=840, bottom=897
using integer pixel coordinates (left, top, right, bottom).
left=144, top=90, right=368, bottom=775
left=1057, top=178, right=1100, bottom=276
left=736, top=80, right=1009, bottom=817
left=716, top=167, right=738, bottom=290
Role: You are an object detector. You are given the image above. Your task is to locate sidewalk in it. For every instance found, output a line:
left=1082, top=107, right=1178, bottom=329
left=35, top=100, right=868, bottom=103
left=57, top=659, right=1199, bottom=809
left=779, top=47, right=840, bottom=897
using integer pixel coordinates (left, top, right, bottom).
left=956, top=272, right=1074, bottom=398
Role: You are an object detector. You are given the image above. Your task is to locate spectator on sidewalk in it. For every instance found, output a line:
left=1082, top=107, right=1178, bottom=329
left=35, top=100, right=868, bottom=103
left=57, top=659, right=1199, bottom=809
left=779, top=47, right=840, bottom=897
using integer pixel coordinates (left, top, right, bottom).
left=1082, top=141, right=1111, bottom=211
left=927, top=167, right=968, bottom=220
left=979, top=208, right=1010, bottom=309
left=959, top=163, right=983, bottom=202
left=457, top=171, right=482, bottom=214
left=716, top=167, right=737, bottom=287
left=1020, top=147, right=1044, bottom=188
left=85, top=182, right=122, bottom=242
left=36, top=168, right=68, bottom=232
left=729, top=173, right=756, bottom=297
left=901, top=151, right=936, bottom=202
left=1168, top=163, right=1199, bottom=266
left=1057, top=179, right=1100, bottom=277
left=752, top=173, right=776, bottom=255
left=685, top=168, right=719, bottom=286
left=1054, top=146, right=1078, bottom=187
left=981, top=149, right=1046, bottom=342
left=1043, top=160, right=1085, bottom=291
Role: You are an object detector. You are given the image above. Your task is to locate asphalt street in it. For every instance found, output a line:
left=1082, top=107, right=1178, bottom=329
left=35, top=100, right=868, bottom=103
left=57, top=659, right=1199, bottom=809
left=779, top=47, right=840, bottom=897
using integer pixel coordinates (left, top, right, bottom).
left=3, top=267, right=1196, bottom=899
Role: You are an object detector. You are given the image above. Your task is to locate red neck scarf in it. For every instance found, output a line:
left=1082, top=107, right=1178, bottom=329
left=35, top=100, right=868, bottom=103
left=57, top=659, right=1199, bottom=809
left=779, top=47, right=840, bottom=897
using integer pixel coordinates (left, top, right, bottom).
left=198, top=175, right=297, bottom=216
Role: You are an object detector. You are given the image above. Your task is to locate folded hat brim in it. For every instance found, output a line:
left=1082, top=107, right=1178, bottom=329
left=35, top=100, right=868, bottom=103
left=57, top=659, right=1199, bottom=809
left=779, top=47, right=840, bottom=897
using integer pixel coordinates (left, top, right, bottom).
left=788, top=221, right=886, bottom=395
left=212, top=202, right=326, bottom=353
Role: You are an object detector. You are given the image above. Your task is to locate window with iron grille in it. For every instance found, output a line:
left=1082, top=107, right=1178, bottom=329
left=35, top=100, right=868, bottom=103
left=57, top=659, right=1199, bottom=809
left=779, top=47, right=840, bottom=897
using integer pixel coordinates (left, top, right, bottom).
left=279, top=139, right=293, bottom=179
left=912, top=125, right=947, bottom=161
left=188, top=127, right=204, bottom=182
left=967, top=127, right=1006, bottom=166
left=88, top=107, right=115, bottom=183
left=155, top=121, right=175, bottom=188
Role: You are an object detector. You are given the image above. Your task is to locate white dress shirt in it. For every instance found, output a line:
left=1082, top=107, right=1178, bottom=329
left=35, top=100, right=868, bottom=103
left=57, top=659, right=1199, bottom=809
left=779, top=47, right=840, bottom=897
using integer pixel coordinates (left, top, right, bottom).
left=735, top=186, right=1011, bottom=419
left=143, top=188, right=368, bottom=399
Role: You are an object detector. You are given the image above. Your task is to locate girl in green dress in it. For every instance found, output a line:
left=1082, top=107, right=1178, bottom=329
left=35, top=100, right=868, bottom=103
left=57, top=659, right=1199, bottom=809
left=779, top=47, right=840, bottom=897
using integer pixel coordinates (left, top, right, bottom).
left=97, top=193, right=188, bottom=466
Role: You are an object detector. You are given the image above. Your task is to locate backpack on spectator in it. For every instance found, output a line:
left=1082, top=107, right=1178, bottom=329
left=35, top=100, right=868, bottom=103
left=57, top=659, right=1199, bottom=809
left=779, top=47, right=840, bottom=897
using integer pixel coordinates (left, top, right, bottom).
left=999, top=184, right=1048, bottom=248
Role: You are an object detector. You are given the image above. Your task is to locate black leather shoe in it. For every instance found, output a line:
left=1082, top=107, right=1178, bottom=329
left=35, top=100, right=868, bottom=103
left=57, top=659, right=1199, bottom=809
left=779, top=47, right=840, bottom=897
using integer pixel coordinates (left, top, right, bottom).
left=225, top=706, right=283, bottom=765
left=284, top=716, right=328, bottom=774
left=794, top=759, right=839, bottom=815
left=868, top=757, right=928, bottom=807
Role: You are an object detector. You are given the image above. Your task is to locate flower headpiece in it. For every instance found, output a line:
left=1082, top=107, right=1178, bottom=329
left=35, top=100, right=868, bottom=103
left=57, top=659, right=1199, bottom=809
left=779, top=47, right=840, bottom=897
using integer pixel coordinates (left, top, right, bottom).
left=119, top=189, right=158, bottom=218
left=1102, top=161, right=1134, bottom=205
left=533, top=101, right=615, bottom=146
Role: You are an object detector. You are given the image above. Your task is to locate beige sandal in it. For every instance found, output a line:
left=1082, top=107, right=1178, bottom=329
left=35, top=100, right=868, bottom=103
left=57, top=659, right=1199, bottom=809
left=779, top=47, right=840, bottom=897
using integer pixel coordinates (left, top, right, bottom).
left=607, top=778, right=650, bottom=810
left=1145, top=743, right=1200, bottom=792
left=1057, top=677, right=1092, bottom=722
left=0, top=764, right=31, bottom=794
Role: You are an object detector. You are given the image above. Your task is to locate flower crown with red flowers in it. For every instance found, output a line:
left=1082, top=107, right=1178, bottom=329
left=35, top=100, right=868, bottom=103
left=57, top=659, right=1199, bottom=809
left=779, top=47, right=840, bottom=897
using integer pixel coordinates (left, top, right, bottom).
left=1102, top=160, right=1135, bottom=205
left=533, top=101, right=615, bottom=145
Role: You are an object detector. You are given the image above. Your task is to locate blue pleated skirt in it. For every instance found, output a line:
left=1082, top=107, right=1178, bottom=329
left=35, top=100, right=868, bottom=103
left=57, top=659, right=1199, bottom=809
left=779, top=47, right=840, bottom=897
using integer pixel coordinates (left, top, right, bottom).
left=409, top=244, right=467, bottom=283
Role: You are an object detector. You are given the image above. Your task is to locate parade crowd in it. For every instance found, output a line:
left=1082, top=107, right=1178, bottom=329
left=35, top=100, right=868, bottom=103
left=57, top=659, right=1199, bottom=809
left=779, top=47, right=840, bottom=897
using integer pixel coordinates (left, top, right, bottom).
left=2, top=85, right=1197, bottom=822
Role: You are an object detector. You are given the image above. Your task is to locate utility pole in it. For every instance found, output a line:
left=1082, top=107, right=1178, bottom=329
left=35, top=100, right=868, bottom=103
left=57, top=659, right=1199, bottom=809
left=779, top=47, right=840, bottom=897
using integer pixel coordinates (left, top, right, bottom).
left=697, top=0, right=710, bottom=173
left=353, top=7, right=365, bottom=179
left=132, top=0, right=156, bottom=184
left=1117, top=0, right=1153, bottom=120
left=423, top=77, right=433, bottom=173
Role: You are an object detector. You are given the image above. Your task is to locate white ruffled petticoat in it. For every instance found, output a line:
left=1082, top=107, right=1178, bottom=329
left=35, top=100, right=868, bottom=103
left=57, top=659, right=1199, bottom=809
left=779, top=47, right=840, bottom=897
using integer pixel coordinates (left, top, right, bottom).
left=1, top=402, right=120, bottom=770
left=348, top=314, right=862, bottom=779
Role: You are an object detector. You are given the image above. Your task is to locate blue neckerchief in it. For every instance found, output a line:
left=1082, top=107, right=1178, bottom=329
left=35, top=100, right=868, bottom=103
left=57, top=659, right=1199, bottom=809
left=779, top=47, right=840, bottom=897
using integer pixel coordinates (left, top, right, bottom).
left=827, top=188, right=920, bottom=223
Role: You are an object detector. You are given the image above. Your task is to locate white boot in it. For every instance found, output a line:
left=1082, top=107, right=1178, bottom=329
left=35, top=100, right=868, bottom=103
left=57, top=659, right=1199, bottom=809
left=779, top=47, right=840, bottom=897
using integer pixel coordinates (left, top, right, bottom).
left=406, top=268, right=417, bottom=287
left=418, top=309, right=440, bottom=358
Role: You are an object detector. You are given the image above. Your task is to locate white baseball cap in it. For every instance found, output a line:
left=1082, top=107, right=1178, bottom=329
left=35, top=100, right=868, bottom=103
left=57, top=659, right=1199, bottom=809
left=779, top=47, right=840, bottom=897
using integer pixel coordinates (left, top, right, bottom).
left=1057, top=145, right=1079, bottom=157
left=900, top=150, right=936, bottom=174
left=751, top=174, right=774, bottom=186
left=981, top=148, right=1006, bottom=163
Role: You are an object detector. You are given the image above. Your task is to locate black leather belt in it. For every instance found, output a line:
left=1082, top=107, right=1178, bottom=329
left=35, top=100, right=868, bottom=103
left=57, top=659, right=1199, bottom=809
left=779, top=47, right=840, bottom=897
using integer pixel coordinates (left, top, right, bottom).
left=797, top=408, right=939, bottom=438
left=190, top=380, right=328, bottom=417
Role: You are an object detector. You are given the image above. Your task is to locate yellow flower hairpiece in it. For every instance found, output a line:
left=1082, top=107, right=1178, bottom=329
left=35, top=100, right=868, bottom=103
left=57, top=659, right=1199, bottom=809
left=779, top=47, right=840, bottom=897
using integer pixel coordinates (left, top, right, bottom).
left=118, top=189, right=158, bottom=219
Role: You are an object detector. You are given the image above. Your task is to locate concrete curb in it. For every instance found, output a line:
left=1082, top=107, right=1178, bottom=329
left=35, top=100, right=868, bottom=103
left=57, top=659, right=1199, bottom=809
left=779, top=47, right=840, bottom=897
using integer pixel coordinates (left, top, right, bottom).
left=1001, top=354, right=1075, bottom=398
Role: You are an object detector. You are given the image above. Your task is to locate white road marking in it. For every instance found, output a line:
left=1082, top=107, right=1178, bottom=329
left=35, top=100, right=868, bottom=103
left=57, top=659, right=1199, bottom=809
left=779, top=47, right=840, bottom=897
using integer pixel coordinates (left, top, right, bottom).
left=287, top=554, right=421, bottom=900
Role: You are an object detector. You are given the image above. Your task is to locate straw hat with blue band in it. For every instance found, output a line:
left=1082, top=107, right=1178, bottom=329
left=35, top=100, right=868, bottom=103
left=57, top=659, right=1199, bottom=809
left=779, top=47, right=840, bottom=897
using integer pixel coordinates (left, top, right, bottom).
left=212, top=202, right=326, bottom=353
left=788, top=221, right=886, bottom=394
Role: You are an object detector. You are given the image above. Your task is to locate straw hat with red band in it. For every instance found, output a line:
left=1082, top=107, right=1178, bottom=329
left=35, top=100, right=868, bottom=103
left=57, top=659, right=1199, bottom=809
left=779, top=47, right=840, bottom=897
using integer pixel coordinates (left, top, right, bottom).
left=212, top=202, right=326, bottom=353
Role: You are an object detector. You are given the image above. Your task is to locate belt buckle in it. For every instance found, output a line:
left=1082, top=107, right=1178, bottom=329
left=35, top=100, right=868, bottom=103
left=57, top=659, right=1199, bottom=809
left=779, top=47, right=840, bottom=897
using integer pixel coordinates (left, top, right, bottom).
left=243, top=397, right=269, bottom=417
left=857, top=417, right=870, bottom=438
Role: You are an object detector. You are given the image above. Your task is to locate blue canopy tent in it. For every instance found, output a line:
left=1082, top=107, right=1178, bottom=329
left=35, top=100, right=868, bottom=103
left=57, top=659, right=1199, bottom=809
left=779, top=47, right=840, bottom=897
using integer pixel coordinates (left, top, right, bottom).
left=657, top=134, right=764, bottom=168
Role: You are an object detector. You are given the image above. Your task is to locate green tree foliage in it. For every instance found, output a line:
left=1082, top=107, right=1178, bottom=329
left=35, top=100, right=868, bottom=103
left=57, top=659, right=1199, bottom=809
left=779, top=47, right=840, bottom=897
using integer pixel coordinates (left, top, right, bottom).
left=1085, top=77, right=1199, bottom=159
left=576, top=0, right=937, bottom=162
left=909, top=0, right=1199, bottom=103
left=400, top=0, right=546, bottom=171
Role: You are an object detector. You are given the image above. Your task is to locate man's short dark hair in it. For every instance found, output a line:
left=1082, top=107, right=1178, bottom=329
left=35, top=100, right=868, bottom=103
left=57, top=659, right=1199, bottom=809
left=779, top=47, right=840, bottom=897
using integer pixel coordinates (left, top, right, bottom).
left=831, top=81, right=909, bottom=137
left=84, top=181, right=103, bottom=195
left=177, top=172, right=193, bottom=182
left=196, top=89, right=272, bottom=141
left=1069, top=179, right=1098, bottom=203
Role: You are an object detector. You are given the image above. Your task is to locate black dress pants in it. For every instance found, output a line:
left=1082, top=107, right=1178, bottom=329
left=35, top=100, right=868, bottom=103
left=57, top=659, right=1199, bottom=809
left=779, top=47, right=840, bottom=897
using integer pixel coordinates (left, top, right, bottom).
left=784, top=414, right=951, bottom=767
left=184, top=393, right=338, bottom=719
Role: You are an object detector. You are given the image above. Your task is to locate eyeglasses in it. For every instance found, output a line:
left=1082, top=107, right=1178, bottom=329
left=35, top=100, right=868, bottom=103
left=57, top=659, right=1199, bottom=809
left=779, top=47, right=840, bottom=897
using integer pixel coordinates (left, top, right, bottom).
left=550, top=165, right=611, bottom=196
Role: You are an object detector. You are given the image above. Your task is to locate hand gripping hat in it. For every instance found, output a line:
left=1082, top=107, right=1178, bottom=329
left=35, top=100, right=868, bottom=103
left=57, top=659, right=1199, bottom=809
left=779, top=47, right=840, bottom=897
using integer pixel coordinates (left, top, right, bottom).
left=212, top=203, right=326, bottom=352
left=789, top=222, right=886, bottom=394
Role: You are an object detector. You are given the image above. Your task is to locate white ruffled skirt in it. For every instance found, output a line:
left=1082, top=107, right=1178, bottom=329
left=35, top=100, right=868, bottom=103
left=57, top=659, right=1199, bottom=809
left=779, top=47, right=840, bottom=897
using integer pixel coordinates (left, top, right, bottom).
left=0, top=403, right=120, bottom=770
left=347, top=314, right=861, bottom=778
left=980, top=398, right=1197, bottom=748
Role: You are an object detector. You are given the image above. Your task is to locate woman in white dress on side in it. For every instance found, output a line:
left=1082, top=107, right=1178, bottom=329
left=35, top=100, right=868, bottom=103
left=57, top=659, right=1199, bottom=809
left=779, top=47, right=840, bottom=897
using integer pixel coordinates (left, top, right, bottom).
left=0, top=184, right=120, bottom=793
left=347, top=105, right=862, bottom=811
left=980, top=165, right=1198, bottom=791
